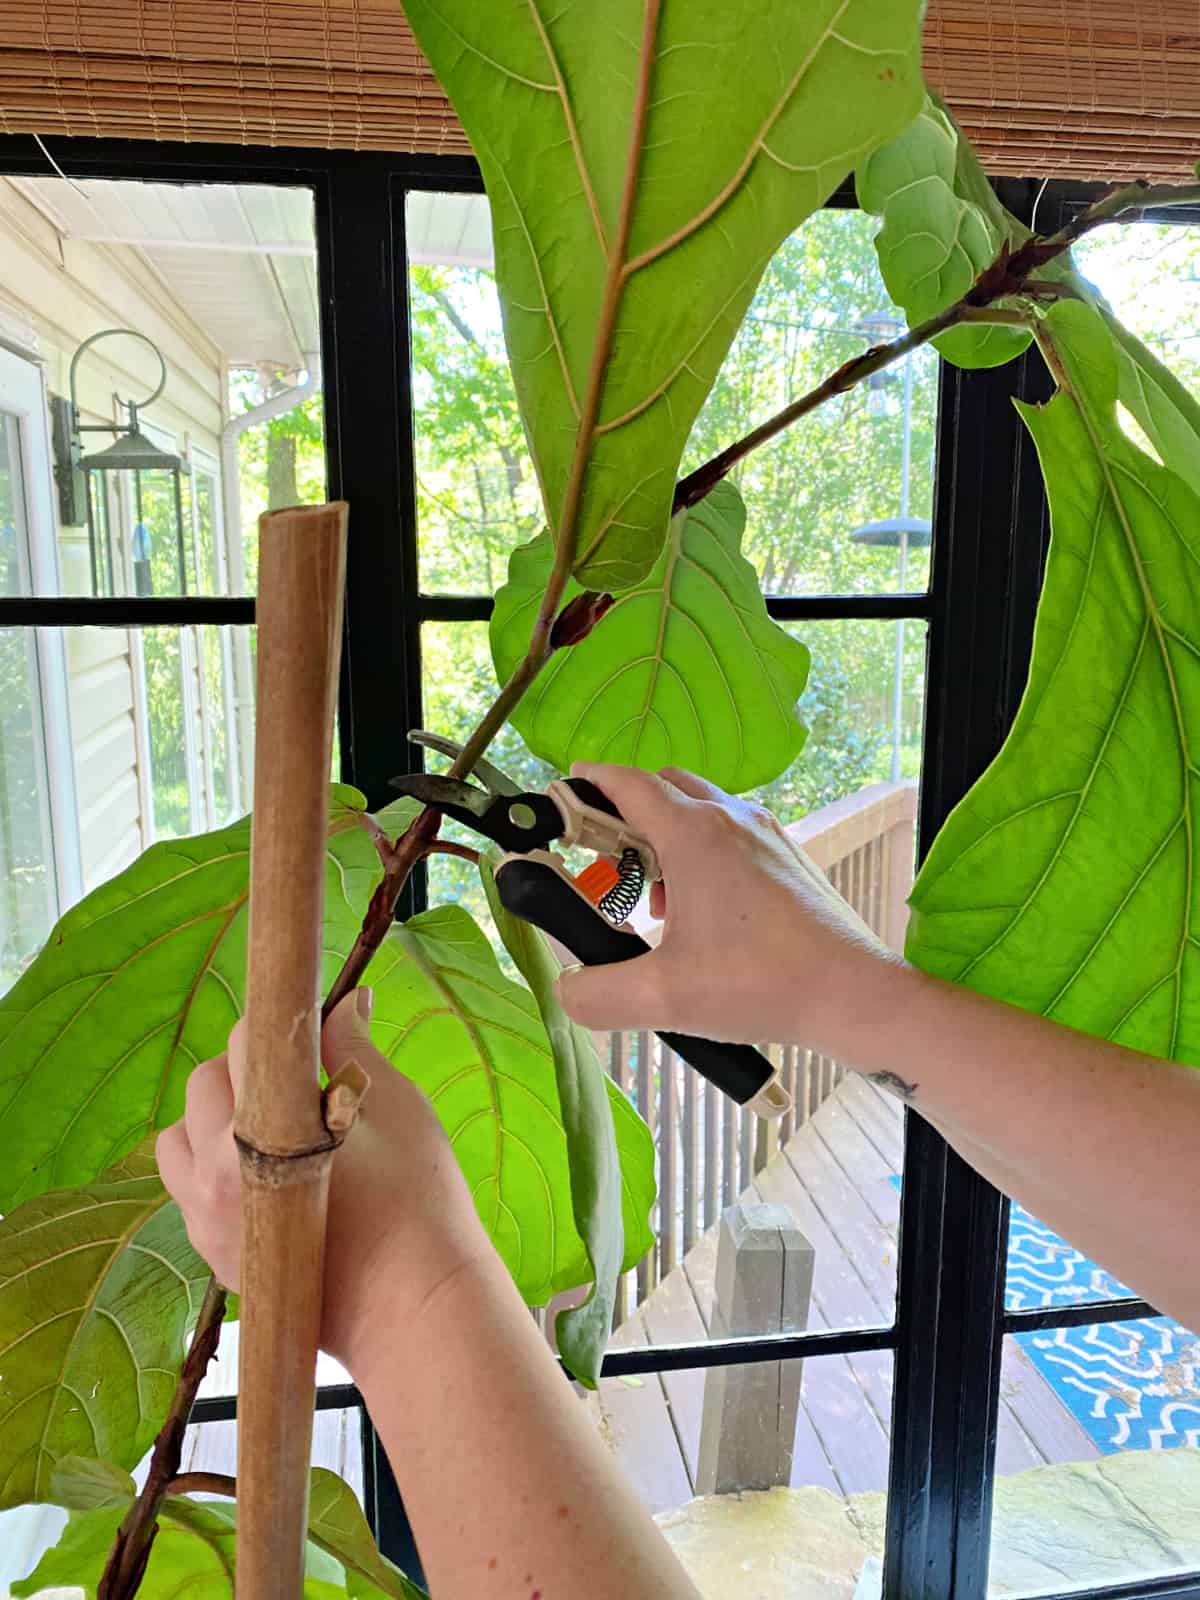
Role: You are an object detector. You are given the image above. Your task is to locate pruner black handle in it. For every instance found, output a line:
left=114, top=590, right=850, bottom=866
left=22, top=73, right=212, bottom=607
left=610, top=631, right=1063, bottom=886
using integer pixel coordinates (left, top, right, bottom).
left=495, top=856, right=787, bottom=1118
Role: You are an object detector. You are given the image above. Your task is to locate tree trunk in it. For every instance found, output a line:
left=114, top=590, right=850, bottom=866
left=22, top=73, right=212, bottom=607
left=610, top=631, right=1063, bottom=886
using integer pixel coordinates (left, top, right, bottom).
left=267, top=432, right=299, bottom=510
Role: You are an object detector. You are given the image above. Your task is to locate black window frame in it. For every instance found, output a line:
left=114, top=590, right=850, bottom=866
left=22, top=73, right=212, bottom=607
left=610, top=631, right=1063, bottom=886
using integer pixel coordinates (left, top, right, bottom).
left=1, top=132, right=1196, bottom=1600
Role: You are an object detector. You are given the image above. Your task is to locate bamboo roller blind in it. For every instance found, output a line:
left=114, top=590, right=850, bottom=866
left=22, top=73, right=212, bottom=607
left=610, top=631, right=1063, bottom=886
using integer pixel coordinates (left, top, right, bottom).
left=1, top=0, right=1198, bottom=182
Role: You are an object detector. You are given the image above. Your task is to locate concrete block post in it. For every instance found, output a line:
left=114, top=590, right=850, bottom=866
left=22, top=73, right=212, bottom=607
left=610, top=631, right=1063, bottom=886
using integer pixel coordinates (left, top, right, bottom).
left=695, top=1202, right=815, bottom=1495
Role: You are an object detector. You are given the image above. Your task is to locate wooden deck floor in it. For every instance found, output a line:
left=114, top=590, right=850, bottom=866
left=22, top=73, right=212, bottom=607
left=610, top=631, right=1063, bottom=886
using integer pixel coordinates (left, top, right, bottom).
left=587, top=1074, right=1099, bottom=1514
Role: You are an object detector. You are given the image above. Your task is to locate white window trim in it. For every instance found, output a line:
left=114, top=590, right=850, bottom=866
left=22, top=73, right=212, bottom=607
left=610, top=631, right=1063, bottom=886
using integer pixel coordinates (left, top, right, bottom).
left=190, top=442, right=242, bottom=824
left=0, top=346, right=83, bottom=911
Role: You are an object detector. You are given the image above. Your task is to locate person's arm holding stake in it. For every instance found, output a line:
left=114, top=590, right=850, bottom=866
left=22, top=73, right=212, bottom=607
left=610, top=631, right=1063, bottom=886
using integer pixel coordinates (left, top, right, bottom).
left=158, top=993, right=701, bottom=1600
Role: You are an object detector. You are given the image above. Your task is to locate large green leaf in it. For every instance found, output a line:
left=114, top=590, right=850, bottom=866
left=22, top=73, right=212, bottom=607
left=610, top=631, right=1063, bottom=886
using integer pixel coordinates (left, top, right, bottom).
left=907, top=298, right=1200, bottom=1059
left=1105, top=311, right=1200, bottom=501
left=480, top=854, right=653, bottom=1386
left=365, top=906, right=653, bottom=1307
left=308, top=1469, right=427, bottom=1599
left=490, top=480, right=810, bottom=790
left=0, top=1142, right=209, bottom=1511
left=13, top=1493, right=346, bottom=1598
left=0, top=789, right=419, bottom=1212
left=855, top=95, right=1032, bottom=369
left=402, top=0, right=925, bottom=589
left=49, top=1454, right=137, bottom=1511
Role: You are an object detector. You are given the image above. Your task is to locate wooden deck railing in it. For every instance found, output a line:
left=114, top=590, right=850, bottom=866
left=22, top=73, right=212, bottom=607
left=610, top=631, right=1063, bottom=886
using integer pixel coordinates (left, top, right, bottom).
left=605, top=781, right=918, bottom=1327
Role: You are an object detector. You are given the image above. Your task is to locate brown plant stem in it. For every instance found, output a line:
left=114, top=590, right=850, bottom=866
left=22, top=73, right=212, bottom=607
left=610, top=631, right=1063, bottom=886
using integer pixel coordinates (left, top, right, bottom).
left=673, top=306, right=1030, bottom=511
left=167, top=1472, right=238, bottom=1499
left=427, top=840, right=482, bottom=864
left=97, top=1278, right=228, bottom=1600
left=675, top=176, right=1200, bottom=514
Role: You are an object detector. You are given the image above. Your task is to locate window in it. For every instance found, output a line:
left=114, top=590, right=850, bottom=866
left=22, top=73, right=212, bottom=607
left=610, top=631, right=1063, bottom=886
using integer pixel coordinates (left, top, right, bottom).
left=1, top=138, right=1195, bottom=1600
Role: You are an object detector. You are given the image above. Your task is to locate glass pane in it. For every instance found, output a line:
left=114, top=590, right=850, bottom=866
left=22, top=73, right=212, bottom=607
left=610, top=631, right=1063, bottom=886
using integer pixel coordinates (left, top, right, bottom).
left=991, top=1318, right=1200, bottom=1594
left=1004, top=1199, right=1141, bottom=1318
left=588, top=1351, right=890, bottom=1594
left=685, top=210, right=936, bottom=598
left=1, top=624, right=255, bottom=1003
left=421, top=618, right=925, bottom=1341
left=1074, top=221, right=1200, bottom=394
left=0, top=629, right=58, bottom=989
left=5, top=175, right=322, bottom=596
left=409, top=194, right=935, bottom=598
left=176, top=1406, right=365, bottom=1497
left=1, top=411, right=27, bottom=594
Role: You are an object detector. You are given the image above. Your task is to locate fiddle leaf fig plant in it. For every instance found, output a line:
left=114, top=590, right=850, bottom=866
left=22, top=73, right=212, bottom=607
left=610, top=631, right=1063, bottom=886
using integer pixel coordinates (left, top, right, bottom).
left=7, top=4, right=1200, bottom=1595
left=906, top=296, right=1200, bottom=1057
left=400, top=0, right=925, bottom=590
left=490, top=480, right=812, bottom=789
left=0, top=1142, right=209, bottom=1510
left=855, top=93, right=1033, bottom=370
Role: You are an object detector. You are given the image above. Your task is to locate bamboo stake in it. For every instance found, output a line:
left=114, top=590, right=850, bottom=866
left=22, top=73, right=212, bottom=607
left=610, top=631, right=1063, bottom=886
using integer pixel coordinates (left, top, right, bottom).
left=234, top=501, right=352, bottom=1599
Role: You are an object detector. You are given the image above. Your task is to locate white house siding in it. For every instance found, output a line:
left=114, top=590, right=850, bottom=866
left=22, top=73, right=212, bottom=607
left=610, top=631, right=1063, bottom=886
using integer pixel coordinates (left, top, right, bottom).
left=0, top=178, right=226, bottom=887
left=64, top=626, right=144, bottom=888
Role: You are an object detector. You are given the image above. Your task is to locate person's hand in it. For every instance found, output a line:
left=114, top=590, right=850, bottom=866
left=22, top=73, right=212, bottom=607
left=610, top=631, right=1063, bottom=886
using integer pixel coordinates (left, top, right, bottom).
left=156, top=989, right=490, bottom=1371
left=555, top=764, right=897, bottom=1051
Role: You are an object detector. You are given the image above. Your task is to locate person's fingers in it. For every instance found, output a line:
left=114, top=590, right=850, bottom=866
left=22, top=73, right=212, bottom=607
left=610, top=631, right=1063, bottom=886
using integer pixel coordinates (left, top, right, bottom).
left=320, top=988, right=375, bottom=1074
left=569, top=762, right=693, bottom=839
left=155, top=1121, right=192, bottom=1199
left=649, top=879, right=667, bottom=920
left=657, top=766, right=732, bottom=806
left=226, top=1016, right=247, bottom=1101
left=183, top=1055, right=234, bottom=1146
left=555, top=950, right=666, bottom=1032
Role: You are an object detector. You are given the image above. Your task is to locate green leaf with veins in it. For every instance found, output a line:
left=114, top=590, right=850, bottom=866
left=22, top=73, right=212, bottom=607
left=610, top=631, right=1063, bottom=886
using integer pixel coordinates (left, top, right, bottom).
left=365, top=905, right=653, bottom=1307
left=906, top=298, right=1200, bottom=1060
left=480, top=853, right=654, bottom=1386
left=0, top=788, right=420, bottom=1212
left=49, top=1455, right=137, bottom=1512
left=308, top=1469, right=428, bottom=1598
left=490, top=480, right=810, bottom=791
left=401, top=0, right=925, bottom=589
left=14, top=1493, right=346, bottom=1598
left=855, top=95, right=1032, bottom=369
left=1104, top=311, right=1200, bottom=499
left=0, top=1140, right=209, bottom=1511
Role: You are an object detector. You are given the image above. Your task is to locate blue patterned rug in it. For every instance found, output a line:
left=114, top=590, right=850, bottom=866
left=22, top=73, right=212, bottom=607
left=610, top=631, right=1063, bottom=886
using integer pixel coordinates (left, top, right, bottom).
left=890, top=1179, right=1200, bottom=1451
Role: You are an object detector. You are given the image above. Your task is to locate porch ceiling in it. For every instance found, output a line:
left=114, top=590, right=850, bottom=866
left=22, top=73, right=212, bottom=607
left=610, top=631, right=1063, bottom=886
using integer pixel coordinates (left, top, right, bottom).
left=15, top=178, right=495, bottom=374
left=15, top=176, right=320, bottom=372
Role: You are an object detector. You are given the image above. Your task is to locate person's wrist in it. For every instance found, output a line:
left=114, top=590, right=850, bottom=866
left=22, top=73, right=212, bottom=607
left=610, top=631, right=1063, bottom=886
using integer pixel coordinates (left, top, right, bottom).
left=326, top=1178, right=492, bottom=1376
left=794, top=926, right=913, bottom=1060
left=338, top=1231, right=497, bottom=1388
left=826, top=950, right=930, bottom=1071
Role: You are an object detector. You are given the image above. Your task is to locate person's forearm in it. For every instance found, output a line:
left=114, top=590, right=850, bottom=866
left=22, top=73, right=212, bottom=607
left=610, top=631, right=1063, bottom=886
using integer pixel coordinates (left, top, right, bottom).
left=349, top=1246, right=700, bottom=1600
left=837, top=962, right=1200, bottom=1330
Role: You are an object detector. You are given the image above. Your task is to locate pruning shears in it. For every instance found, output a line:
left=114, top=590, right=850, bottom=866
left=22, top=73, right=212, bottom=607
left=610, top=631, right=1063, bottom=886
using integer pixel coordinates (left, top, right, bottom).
left=392, top=733, right=790, bottom=1120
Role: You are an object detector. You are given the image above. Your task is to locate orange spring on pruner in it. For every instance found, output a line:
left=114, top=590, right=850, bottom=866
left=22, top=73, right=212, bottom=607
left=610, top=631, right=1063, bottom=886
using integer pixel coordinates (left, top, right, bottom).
left=575, top=850, right=645, bottom=924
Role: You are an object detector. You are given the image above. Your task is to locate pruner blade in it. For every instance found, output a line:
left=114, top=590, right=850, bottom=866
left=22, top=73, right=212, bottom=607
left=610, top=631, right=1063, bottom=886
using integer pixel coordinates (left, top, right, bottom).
left=389, top=771, right=566, bottom=853
left=406, top=730, right=521, bottom=797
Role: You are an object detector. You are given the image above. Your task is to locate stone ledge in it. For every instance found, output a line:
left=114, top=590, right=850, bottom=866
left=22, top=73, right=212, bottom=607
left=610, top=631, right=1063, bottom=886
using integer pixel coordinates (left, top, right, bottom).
left=654, top=1448, right=1200, bottom=1600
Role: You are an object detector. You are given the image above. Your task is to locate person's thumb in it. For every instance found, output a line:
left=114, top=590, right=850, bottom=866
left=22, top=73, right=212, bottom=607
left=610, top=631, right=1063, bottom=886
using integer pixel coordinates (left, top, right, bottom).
left=555, top=953, right=663, bottom=1033
left=321, top=987, right=374, bottom=1073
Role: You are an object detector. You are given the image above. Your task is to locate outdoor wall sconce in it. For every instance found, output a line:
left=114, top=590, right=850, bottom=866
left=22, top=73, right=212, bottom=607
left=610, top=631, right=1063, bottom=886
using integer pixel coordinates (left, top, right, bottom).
left=66, top=327, right=188, bottom=598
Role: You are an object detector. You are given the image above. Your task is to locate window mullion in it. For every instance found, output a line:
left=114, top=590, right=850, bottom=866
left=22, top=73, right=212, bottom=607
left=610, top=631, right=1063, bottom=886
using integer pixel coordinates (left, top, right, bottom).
left=883, top=175, right=1055, bottom=1600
